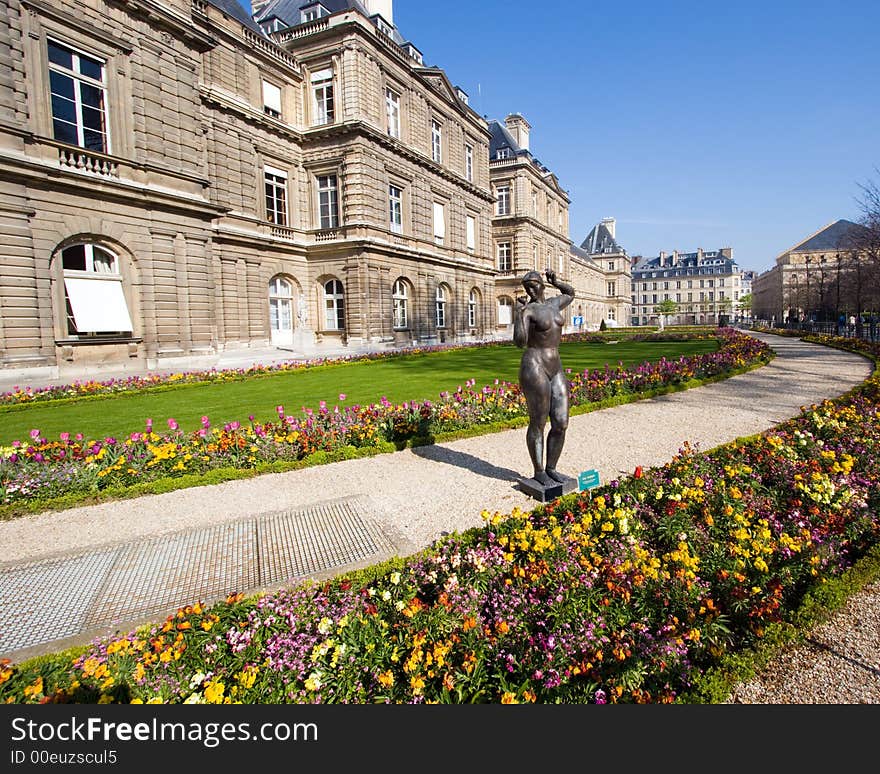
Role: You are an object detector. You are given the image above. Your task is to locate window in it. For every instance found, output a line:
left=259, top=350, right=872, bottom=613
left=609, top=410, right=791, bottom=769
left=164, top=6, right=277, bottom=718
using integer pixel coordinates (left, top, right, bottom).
left=264, top=166, right=288, bottom=225
left=262, top=80, right=282, bottom=118
left=607, top=282, right=616, bottom=296
left=389, top=184, right=403, bottom=233
left=496, top=185, right=510, bottom=215
left=324, top=279, right=345, bottom=330
left=468, top=289, right=477, bottom=328
left=496, top=147, right=510, bottom=159
left=431, top=119, right=442, bottom=163
left=386, top=88, right=400, bottom=138
left=48, top=39, right=109, bottom=153
left=433, top=201, right=445, bottom=245
left=497, top=297, right=513, bottom=325
left=608, top=262, right=615, bottom=271
left=268, top=276, right=293, bottom=343
left=497, top=242, right=512, bottom=272
left=301, top=5, right=325, bottom=23
left=61, top=244, right=132, bottom=336
left=466, top=215, right=476, bottom=251
left=392, top=279, right=408, bottom=328
left=436, top=285, right=447, bottom=328
left=465, top=143, right=473, bottom=182
left=311, top=69, right=334, bottom=125
left=317, top=174, right=339, bottom=229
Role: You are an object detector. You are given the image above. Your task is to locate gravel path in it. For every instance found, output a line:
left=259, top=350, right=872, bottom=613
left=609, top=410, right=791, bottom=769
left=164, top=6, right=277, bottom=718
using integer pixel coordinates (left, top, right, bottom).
left=1, top=331, right=877, bottom=702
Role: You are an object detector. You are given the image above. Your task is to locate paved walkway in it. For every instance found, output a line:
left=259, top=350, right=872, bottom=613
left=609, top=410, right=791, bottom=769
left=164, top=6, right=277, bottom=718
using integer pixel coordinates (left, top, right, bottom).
left=0, top=332, right=873, bottom=665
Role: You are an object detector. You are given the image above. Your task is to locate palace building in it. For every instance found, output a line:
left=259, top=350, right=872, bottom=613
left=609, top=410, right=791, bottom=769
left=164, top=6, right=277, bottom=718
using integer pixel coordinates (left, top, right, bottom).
left=0, top=0, right=628, bottom=379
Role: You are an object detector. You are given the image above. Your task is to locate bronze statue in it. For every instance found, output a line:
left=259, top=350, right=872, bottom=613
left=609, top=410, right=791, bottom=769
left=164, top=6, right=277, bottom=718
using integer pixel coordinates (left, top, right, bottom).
left=513, top=269, right=575, bottom=488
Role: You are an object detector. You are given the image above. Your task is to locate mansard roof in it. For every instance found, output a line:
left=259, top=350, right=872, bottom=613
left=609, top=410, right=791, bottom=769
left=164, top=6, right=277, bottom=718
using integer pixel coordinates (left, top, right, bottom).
left=488, top=119, right=567, bottom=198
left=253, top=1, right=408, bottom=44
left=581, top=221, right=624, bottom=255
left=208, top=0, right=265, bottom=33
left=632, top=248, right=736, bottom=274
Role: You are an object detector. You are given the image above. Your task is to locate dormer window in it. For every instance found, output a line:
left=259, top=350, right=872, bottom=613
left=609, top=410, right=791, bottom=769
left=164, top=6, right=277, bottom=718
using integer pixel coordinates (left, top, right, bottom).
left=375, top=16, right=394, bottom=37
left=260, top=17, right=283, bottom=35
left=402, top=43, right=423, bottom=64
left=496, top=147, right=510, bottom=159
left=455, top=87, right=469, bottom=105
left=301, top=3, right=327, bottom=23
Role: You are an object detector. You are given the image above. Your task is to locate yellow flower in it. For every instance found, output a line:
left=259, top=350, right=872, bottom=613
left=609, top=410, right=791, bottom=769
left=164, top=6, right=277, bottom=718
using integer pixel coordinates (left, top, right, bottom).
left=377, top=670, right=395, bottom=688
left=501, top=692, right=518, bottom=704
left=203, top=680, right=225, bottom=704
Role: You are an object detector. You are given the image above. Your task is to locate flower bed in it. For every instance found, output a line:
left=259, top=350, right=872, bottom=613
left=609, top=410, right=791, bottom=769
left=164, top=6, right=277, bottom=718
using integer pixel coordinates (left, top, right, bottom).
left=3, top=336, right=877, bottom=705
left=0, top=329, right=770, bottom=510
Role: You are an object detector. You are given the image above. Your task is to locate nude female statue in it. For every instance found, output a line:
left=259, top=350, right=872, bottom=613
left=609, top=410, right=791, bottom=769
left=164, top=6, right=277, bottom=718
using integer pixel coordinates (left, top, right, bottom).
left=513, top=269, right=575, bottom=488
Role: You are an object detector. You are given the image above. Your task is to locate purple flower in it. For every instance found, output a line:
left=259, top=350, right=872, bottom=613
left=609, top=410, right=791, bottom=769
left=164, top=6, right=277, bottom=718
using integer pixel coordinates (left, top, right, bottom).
left=30, top=429, right=40, bottom=440
left=594, top=689, right=607, bottom=705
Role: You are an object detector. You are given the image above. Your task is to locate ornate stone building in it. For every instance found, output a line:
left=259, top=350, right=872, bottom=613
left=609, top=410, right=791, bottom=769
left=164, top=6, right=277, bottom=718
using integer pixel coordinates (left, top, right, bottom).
left=630, top=247, right=742, bottom=326
left=0, top=0, right=628, bottom=378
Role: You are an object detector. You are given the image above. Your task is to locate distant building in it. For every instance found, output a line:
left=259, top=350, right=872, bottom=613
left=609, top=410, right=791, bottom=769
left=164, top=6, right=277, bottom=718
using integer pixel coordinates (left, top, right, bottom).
left=571, top=218, right=632, bottom=328
left=630, top=248, right=742, bottom=326
left=751, top=219, right=868, bottom=325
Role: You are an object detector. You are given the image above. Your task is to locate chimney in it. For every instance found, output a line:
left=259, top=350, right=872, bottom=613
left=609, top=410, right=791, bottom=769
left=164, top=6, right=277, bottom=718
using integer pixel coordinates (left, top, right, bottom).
left=600, top=217, right=616, bottom=239
left=504, top=113, right=531, bottom=151
left=365, top=0, right=394, bottom=25
left=659, top=250, right=667, bottom=267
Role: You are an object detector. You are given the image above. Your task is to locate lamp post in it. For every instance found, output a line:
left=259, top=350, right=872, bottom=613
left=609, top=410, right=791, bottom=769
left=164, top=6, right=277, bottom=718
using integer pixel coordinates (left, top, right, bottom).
left=835, top=252, right=842, bottom=334
left=805, top=255, right=812, bottom=328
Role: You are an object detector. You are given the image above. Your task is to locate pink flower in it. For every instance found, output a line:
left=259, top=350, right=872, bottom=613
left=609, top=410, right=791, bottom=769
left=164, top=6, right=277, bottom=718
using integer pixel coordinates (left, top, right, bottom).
left=276, top=405, right=284, bottom=417
left=339, top=393, right=347, bottom=401
left=201, top=415, right=210, bottom=429
left=168, top=418, right=179, bottom=431
left=59, top=432, right=70, bottom=442
left=30, top=429, right=40, bottom=440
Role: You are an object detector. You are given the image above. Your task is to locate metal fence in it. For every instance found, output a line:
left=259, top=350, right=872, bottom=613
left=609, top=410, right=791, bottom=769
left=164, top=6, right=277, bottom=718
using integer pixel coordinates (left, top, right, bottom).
left=751, top=319, right=880, bottom=343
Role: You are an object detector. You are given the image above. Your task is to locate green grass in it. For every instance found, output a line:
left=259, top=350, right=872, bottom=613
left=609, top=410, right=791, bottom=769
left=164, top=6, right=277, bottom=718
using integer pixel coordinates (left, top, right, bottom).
left=0, top=339, right=717, bottom=445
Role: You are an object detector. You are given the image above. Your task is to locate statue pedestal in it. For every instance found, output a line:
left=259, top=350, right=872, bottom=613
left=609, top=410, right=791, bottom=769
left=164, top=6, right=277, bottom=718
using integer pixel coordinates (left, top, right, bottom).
left=517, top=474, right=578, bottom=503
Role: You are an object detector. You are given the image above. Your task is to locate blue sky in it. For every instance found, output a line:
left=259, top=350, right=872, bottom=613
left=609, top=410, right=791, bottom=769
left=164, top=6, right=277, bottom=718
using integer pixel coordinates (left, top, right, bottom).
left=241, top=1, right=879, bottom=273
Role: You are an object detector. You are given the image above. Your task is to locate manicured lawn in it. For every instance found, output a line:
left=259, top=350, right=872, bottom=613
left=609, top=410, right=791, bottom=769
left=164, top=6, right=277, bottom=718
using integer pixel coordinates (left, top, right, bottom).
left=0, top=339, right=717, bottom=444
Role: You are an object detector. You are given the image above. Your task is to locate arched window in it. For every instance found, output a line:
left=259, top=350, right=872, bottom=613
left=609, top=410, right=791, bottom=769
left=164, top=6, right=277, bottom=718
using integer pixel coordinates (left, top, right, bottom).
left=324, top=279, right=345, bottom=330
left=269, top=276, right=293, bottom=345
left=392, top=279, right=409, bottom=329
left=60, top=243, right=132, bottom=337
left=468, top=289, right=478, bottom=328
left=497, top=296, right=513, bottom=326
left=436, top=284, right=447, bottom=329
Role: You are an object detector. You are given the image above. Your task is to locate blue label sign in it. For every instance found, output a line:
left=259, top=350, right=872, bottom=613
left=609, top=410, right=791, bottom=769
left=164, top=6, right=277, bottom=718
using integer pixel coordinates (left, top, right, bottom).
left=578, top=469, right=600, bottom=491
left=572, top=316, right=584, bottom=327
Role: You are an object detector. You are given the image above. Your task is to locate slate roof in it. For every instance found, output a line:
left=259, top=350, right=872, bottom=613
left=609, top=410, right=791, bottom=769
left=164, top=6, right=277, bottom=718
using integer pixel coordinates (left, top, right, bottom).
left=253, top=0, right=407, bottom=44
left=788, top=219, right=865, bottom=253
left=580, top=221, right=624, bottom=255
left=208, top=0, right=265, bottom=33
left=631, top=249, right=737, bottom=275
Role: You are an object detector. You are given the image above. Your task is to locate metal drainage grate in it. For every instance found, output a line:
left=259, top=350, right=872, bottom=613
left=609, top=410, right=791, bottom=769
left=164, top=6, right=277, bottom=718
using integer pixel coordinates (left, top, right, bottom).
left=0, top=497, right=398, bottom=656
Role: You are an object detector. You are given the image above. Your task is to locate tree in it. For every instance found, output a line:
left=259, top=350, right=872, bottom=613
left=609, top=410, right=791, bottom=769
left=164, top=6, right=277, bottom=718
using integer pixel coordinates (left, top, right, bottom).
left=738, top=292, right=753, bottom=321
left=656, top=298, right=678, bottom=329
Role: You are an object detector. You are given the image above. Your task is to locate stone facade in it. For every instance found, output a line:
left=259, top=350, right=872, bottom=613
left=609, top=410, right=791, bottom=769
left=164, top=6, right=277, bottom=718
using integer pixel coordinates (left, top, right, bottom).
left=631, top=247, right=743, bottom=326
left=0, top=0, right=627, bottom=379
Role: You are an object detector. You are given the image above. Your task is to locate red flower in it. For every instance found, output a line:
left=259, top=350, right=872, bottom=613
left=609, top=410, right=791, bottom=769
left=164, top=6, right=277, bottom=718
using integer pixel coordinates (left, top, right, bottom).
left=634, top=466, right=643, bottom=479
